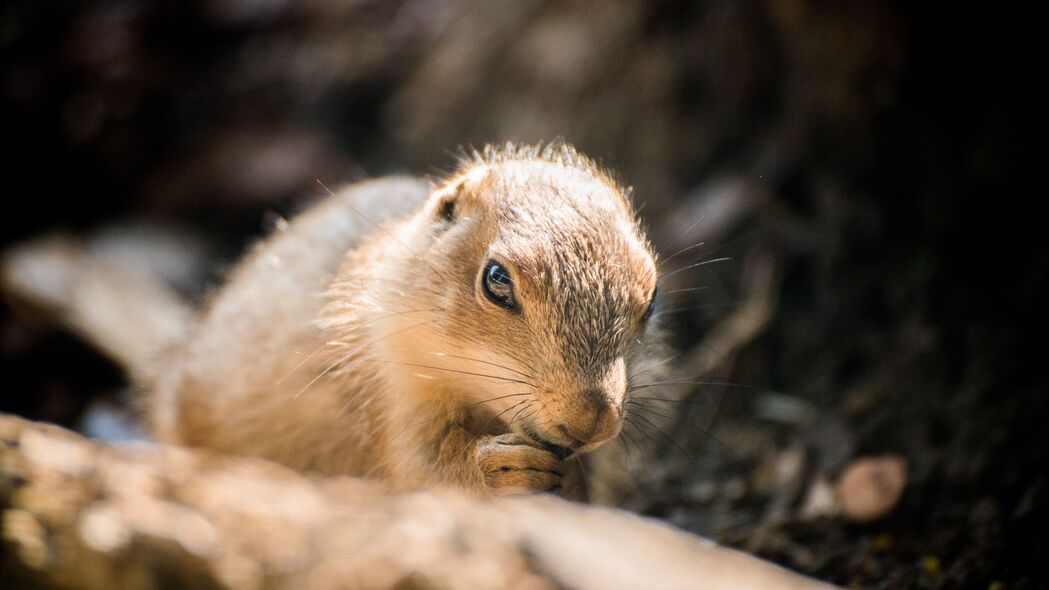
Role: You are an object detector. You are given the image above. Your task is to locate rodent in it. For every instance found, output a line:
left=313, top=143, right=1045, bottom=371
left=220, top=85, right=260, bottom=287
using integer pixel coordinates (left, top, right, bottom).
left=6, top=143, right=663, bottom=497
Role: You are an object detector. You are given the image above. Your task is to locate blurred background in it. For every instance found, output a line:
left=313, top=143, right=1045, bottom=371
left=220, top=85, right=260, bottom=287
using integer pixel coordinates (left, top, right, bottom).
left=0, top=1, right=1044, bottom=587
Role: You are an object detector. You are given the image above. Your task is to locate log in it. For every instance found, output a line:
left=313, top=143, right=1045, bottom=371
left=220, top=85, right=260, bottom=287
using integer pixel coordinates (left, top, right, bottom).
left=0, top=414, right=837, bottom=590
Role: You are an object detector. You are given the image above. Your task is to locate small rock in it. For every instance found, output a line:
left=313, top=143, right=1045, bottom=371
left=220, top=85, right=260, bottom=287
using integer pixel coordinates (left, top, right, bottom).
left=799, top=475, right=839, bottom=520
left=836, top=455, right=907, bottom=523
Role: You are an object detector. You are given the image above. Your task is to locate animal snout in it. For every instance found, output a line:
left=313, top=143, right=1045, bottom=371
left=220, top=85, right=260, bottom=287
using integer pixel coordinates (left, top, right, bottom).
left=554, top=388, right=621, bottom=448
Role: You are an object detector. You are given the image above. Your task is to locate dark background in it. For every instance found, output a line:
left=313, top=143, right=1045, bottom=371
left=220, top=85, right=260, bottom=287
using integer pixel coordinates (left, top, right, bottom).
left=1, top=1, right=1044, bottom=588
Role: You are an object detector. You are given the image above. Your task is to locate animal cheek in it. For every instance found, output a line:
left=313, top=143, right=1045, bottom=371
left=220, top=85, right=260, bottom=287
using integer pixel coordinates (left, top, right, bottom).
left=601, top=357, right=628, bottom=402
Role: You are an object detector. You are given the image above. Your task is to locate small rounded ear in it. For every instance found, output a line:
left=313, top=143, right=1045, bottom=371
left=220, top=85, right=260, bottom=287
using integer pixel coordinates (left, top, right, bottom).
left=433, top=183, right=460, bottom=223
left=427, top=166, right=489, bottom=228
left=427, top=179, right=464, bottom=231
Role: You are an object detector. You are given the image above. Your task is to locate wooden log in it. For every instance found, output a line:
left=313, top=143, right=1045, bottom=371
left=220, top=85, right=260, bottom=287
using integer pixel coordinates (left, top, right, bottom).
left=0, top=414, right=837, bottom=590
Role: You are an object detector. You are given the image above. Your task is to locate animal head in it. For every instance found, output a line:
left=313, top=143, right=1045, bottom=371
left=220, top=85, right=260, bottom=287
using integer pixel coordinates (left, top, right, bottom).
left=376, top=144, right=660, bottom=456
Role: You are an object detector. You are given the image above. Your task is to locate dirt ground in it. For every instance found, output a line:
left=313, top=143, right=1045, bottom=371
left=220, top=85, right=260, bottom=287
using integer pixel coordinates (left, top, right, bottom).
left=1, top=2, right=1044, bottom=588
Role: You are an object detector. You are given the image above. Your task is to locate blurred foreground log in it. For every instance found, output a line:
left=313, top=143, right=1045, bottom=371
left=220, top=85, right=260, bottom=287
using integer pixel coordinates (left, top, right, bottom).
left=0, top=414, right=836, bottom=590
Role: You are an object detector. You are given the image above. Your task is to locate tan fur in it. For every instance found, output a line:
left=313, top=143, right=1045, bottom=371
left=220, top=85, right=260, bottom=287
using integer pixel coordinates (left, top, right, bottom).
left=149, top=143, right=663, bottom=496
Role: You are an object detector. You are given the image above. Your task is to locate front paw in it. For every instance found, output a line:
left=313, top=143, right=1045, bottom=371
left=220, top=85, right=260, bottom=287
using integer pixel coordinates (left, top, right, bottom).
left=476, top=433, right=564, bottom=495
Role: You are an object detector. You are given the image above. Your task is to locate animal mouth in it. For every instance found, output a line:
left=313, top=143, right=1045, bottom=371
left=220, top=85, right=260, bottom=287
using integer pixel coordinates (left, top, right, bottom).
left=523, top=426, right=573, bottom=460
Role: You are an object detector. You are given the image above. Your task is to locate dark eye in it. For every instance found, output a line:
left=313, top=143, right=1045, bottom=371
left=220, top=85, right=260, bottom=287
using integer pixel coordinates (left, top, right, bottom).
left=482, top=260, right=515, bottom=309
left=641, top=289, right=657, bottom=322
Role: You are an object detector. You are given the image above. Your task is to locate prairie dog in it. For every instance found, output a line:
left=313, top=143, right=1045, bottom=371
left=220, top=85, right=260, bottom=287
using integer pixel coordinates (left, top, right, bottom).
left=7, top=144, right=663, bottom=496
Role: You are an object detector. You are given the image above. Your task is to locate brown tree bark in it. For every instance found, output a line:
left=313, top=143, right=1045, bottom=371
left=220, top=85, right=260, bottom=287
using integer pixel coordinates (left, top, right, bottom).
left=0, top=414, right=836, bottom=590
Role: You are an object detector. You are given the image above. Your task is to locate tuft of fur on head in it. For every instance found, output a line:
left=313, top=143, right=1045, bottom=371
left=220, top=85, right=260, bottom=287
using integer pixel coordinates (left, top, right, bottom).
left=322, top=142, right=663, bottom=460
left=445, top=141, right=633, bottom=205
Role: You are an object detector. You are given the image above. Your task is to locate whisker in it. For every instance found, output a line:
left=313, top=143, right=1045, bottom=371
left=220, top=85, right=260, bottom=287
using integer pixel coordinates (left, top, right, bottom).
left=360, top=359, right=537, bottom=387
left=657, top=286, right=710, bottom=297
left=388, top=392, right=533, bottom=442
left=690, top=226, right=770, bottom=261
left=680, top=217, right=703, bottom=238
left=628, top=380, right=754, bottom=393
left=630, top=412, right=691, bottom=458
left=278, top=307, right=441, bottom=385
left=628, top=396, right=720, bottom=405
left=491, top=399, right=530, bottom=424
left=627, top=353, right=681, bottom=382
left=632, top=393, right=731, bottom=445
left=459, top=392, right=532, bottom=410
left=421, top=351, right=536, bottom=380
left=690, top=423, right=730, bottom=450
left=276, top=341, right=336, bottom=385
left=618, top=422, right=642, bottom=458
left=658, top=303, right=734, bottom=314
left=658, top=241, right=707, bottom=268
left=658, top=257, right=732, bottom=282
left=321, top=304, right=444, bottom=336
left=515, top=407, right=540, bottom=428
left=508, top=401, right=535, bottom=427
left=625, top=402, right=677, bottom=423
left=624, top=416, right=660, bottom=450
left=404, top=374, right=529, bottom=386
left=295, top=319, right=435, bottom=398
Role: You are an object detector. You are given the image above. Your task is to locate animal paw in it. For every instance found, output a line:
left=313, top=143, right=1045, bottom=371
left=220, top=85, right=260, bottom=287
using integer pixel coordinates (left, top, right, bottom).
left=476, top=433, right=564, bottom=495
